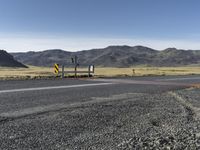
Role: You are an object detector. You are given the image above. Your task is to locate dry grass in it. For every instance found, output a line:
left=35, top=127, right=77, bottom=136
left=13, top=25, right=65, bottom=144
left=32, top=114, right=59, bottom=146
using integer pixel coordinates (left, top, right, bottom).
left=0, top=66, right=54, bottom=79
left=95, top=67, right=200, bottom=77
left=0, top=66, right=200, bottom=79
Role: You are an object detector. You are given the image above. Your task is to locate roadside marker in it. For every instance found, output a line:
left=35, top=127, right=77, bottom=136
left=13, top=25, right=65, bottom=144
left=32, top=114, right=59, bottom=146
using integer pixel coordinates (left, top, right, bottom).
left=54, top=63, right=59, bottom=74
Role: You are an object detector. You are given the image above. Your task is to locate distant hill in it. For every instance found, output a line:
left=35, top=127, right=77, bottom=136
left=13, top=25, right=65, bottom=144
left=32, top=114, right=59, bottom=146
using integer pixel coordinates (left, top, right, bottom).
left=11, top=46, right=200, bottom=67
left=0, top=50, right=27, bottom=68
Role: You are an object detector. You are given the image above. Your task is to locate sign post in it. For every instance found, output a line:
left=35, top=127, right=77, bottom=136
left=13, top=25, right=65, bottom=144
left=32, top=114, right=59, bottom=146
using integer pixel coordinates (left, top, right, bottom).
left=71, top=55, right=79, bottom=78
left=88, top=65, right=90, bottom=77
left=62, top=65, right=64, bottom=78
left=75, top=56, right=77, bottom=78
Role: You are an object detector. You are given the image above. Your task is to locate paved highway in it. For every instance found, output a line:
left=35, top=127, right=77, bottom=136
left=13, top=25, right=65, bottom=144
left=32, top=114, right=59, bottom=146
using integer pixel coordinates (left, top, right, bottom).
left=1, top=75, right=200, bottom=149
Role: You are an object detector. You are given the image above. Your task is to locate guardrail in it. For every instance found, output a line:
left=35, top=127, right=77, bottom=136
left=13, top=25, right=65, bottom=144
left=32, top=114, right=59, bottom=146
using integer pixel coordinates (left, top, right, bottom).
left=61, top=65, right=95, bottom=78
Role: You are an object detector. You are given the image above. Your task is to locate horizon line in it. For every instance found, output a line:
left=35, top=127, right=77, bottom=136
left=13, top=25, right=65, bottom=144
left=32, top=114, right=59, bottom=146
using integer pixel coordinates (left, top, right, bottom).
left=3, top=45, right=200, bottom=53
left=1, top=35, right=200, bottom=52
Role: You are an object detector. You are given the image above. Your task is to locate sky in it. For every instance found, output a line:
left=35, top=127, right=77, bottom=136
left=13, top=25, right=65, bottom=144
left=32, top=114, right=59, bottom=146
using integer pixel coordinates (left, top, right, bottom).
left=0, top=0, right=200, bottom=52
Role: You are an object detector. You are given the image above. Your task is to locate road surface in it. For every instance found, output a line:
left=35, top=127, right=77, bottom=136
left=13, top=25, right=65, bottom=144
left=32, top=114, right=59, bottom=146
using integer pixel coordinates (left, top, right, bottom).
left=1, top=75, right=200, bottom=149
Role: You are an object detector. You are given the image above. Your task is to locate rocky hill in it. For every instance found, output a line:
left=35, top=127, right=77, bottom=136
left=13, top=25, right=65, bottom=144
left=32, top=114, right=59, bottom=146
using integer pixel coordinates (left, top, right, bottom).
left=0, top=50, right=27, bottom=68
left=11, top=46, right=200, bottom=67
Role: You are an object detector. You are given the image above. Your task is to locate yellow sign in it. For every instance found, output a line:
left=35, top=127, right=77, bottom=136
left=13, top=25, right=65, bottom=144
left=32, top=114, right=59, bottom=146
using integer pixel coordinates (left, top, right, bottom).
left=54, top=64, right=59, bottom=74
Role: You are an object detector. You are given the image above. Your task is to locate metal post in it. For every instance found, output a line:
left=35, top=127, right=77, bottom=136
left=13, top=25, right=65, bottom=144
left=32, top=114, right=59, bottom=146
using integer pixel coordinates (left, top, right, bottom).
left=74, top=56, right=78, bottom=78
left=75, top=66, right=77, bottom=78
left=62, top=65, right=64, bottom=79
left=92, top=65, right=95, bottom=73
left=88, top=65, right=90, bottom=77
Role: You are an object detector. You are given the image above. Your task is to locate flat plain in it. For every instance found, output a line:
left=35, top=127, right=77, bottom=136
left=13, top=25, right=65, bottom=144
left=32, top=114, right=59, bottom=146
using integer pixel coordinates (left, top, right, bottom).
left=0, top=66, right=200, bottom=79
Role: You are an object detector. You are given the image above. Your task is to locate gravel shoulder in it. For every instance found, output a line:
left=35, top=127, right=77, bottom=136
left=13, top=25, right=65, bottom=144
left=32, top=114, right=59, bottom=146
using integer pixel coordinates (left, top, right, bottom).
left=1, top=88, right=200, bottom=149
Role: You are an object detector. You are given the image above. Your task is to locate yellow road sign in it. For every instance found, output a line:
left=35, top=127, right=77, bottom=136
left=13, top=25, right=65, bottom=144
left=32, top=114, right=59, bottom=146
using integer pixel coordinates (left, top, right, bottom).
left=54, top=64, right=59, bottom=74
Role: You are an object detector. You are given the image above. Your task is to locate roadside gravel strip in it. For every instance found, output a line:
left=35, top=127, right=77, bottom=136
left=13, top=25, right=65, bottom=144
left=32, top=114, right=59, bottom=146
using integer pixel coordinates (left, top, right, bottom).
left=1, top=87, right=200, bottom=149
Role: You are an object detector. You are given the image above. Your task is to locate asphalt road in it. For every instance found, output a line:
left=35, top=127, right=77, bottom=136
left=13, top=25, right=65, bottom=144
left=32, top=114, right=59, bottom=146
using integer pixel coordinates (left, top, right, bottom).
left=1, top=75, right=200, bottom=149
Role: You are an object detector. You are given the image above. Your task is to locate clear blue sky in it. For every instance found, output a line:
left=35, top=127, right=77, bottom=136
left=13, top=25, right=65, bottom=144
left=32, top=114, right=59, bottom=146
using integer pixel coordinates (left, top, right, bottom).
left=0, top=0, right=200, bottom=52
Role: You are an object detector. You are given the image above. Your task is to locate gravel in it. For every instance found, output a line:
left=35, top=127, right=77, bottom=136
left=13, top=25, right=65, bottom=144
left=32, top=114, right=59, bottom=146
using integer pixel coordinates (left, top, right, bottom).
left=0, top=87, right=200, bottom=149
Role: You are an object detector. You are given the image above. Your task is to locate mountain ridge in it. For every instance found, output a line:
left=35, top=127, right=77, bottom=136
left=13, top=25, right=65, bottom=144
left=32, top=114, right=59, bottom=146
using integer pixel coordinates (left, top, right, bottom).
left=0, top=50, right=27, bottom=68
left=11, top=45, right=200, bottom=67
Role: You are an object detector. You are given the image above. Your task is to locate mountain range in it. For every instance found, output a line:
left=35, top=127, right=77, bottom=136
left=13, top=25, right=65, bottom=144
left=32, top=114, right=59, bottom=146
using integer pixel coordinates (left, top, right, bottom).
left=0, top=50, right=27, bottom=68
left=10, top=46, right=200, bottom=67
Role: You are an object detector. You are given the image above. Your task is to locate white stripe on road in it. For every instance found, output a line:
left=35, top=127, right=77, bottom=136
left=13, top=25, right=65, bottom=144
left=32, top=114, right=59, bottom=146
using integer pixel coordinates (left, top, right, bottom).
left=0, top=83, right=114, bottom=94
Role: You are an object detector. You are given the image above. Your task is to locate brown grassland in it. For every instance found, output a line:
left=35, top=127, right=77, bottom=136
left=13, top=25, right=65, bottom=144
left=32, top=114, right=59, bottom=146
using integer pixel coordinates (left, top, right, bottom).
left=0, top=66, right=200, bottom=80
